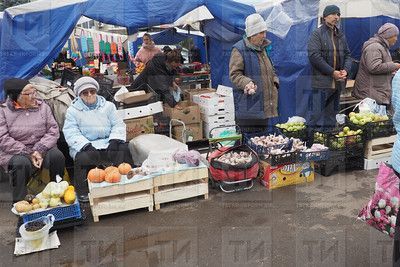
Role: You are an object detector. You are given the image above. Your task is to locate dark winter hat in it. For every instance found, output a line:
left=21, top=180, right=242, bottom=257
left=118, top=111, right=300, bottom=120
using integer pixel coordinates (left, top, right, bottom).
left=4, top=78, right=29, bottom=101
left=323, top=5, right=340, bottom=17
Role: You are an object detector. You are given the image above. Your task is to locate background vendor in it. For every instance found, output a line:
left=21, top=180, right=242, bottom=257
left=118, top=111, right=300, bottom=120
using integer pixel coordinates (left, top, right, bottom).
left=130, top=49, right=182, bottom=107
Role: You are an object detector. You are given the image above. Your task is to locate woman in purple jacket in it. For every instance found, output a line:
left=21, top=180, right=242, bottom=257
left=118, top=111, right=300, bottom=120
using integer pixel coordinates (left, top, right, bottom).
left=0, top=78, right=65, bottom=202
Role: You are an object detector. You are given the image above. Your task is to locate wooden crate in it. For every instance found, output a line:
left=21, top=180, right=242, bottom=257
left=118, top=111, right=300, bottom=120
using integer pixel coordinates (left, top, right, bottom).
left=365, top=135, right=396, bottom=159
left=153, top=167, right=209, bottom=210
left=88, top=178, right=154, bottom=222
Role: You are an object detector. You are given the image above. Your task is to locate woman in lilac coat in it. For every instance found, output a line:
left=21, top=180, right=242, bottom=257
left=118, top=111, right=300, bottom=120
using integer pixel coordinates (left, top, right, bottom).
left=0, top=78, right=65, bottom=202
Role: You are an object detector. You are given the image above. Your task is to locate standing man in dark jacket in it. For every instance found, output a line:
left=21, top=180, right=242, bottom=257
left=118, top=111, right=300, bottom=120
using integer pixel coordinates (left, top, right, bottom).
left=229, top=13, right=279, bottom=133
left=307, top=5, right=352, bottom=130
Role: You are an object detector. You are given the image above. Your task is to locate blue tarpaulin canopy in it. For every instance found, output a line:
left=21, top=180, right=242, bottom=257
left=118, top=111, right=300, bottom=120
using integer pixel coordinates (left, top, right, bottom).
left=2, top=0, right=400, bottom=124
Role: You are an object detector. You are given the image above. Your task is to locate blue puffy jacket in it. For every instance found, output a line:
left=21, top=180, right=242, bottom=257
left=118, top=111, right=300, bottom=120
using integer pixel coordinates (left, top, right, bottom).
left=63, top=96, right=126, bottom=159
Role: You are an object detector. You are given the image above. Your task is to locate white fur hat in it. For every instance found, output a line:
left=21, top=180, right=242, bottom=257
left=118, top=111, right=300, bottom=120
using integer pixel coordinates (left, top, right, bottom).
left=245, top=13, right=267, bottom=37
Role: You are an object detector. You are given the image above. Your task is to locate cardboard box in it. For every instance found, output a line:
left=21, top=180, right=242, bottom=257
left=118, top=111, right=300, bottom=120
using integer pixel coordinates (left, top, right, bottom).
left=260, top=161, right=314, bottom=189
left=183, top=88, right=216, bottom=101
left=117, top=90, right=154, bottom=105
left=163, top=101, right=201, bottom=125
left=201, top=113, right=235, bottom=124
left=124, top=116, right=154, bottom=140
left=116, top=101, right=163, bottom=120
left=172, top=123, right=203, bottom=142
left=192, top=92, right=234, bottom=116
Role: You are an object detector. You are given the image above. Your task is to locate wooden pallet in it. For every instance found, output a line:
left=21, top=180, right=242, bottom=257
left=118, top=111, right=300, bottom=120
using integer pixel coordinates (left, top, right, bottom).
left=365, top=135, right=396, bottom=159
left=153, top=167, right=209, bottom=210
left=88, top=178, right=154, bottom=222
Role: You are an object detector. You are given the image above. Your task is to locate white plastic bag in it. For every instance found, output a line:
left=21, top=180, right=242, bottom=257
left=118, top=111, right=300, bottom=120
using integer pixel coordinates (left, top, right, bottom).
left=287, top=116, right=306, bottom=124
left=355, top=98, right=387, bottom=116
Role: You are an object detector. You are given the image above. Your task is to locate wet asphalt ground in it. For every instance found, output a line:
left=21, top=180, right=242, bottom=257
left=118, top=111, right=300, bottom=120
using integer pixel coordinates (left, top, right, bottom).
left=0, top=168, right=394, bottom=266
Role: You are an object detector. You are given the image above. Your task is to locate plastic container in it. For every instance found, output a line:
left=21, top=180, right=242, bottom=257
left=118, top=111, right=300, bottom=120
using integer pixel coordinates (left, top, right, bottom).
left=19, top=214, right=55, bottom=249
left=275, top=125, right=308, bottom=141
left=347, top=119, right=396, bottom=140
left=298, top=150, right=330, bottom=162
left=22, top=201, right=81, bottom=223
left=311, top=128, right=364, bottom=152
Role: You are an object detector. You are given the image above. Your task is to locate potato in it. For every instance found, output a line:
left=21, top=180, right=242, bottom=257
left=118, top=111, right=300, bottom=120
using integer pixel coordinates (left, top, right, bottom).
left=31, top=198, right=39, bottom=205
left=15, top=201, right=32, bottom=213
left=32, top=204, right=41, bottom=210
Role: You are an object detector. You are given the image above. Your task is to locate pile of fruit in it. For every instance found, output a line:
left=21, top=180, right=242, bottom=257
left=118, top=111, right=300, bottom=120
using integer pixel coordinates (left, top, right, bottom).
left=314, top=126, right=362, bottom=150
left=275, top=122, right=306, bottom=132
left=135, top=62, right=145, bottom=74
left=87, top=163, right=134, bottom=184
left=348, top=112, right=389, bottom=126
left=14, top=181, right=76, bottom=213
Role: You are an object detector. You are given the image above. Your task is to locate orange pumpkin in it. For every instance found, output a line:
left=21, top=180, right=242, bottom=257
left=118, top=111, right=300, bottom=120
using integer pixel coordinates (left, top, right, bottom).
left=104, top=166, right=118, bottom=174
left=118, top=163, right=132, bottom=175
left=87, top=167, right=106, bottom=183
left=105, top=171, right=121, bottom=183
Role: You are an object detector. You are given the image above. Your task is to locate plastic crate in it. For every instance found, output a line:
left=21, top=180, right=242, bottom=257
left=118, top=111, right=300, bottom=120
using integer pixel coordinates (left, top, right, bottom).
left=275, top=126, right=308, bottom=141
left=298, top=150, right=330, bottom=162
left=312, top=128, right=364, bottom=152
left=60, top=69, right=82, bottom=89
left=94, top=75, right=115, bottom=101
left=153, top=114, right=170, bottom=136
left=243, top=130, right=289, bottom=156
left=264, top=151, right=298, bottom=166
left=22, top=201, right=82, bottom=223
left=347, top=119, right=396, bottom=140
left=314, top=151, right=363, bottom=176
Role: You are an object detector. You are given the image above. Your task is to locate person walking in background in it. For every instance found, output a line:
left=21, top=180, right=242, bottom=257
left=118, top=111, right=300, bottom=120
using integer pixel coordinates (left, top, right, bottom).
left=133, top=33, right=162, bottom=66
left=229, top=13, right=279, bottom=134
left=307, top=5, right=353, bottom=130
left=353, top=23, right=400, bottom=109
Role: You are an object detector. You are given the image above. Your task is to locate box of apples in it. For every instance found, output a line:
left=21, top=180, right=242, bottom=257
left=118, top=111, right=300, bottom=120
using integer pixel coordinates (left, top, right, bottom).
left=347, top=112, right=395, bottom=140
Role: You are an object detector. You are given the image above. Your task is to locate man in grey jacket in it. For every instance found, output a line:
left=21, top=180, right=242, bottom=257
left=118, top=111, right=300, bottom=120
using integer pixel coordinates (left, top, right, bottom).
left=307, top=5, right=352, bottom=130
left=353, top=23, right=400, bottom=107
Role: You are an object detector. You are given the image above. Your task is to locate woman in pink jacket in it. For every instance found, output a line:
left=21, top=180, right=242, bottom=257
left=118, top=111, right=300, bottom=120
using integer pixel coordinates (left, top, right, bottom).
left=133, top=33, right=162, bottom=66
left=0, top=78, right=65, bottom=202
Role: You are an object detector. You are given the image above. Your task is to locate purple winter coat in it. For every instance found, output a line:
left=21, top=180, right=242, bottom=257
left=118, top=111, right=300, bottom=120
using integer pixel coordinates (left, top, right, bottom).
left=0, top=99, right=59, bottom=170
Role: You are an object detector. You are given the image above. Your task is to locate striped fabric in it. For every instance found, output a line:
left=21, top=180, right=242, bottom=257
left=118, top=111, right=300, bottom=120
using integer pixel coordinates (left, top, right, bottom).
left=391, top=72, right=400, bottom=173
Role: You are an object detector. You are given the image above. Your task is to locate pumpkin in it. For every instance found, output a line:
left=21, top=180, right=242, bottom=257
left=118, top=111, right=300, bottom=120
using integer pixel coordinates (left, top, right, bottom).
left=104, top=166, right=118, bottom=174
left=118, top=163, right=132, bottom=175
left=87, top=167, right=106, bottom=183
left=105, top=171, right=121, bottom=183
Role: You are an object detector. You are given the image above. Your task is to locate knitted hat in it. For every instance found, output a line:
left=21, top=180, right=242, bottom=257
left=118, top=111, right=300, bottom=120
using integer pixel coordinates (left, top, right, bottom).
left=4, top=78, right=29, bottom=101
left=323, top=5, right=340, bottom=17
left=378, top=23, right=399, bottom=39
left=245, top=13, right=267, bottom=37
left=73, top=76, right=99, bottom=96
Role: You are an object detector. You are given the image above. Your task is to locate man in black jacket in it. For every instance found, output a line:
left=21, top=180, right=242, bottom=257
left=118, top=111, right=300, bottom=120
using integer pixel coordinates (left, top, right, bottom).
left=130, top=50, right=182, bottom=107
left=307, top=5, right=352, bottom=130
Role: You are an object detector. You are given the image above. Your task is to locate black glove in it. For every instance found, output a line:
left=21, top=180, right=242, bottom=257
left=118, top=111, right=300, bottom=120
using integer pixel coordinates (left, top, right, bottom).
left=82, top=143, right=97, bottom=152
left=81, top=143, right=100, bottom=164
left=107, top=139, right=120, bottom=152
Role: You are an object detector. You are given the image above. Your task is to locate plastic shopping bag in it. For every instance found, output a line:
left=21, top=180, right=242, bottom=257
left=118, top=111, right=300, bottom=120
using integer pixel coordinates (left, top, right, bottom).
left=358, top=163, right=400, bottom=238
left=355, top=98, right=387, bottom=116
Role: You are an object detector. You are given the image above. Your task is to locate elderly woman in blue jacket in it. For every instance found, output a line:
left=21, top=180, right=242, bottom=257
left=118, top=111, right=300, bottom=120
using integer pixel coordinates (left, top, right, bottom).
left=63, top=77, right=133, bottom=202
